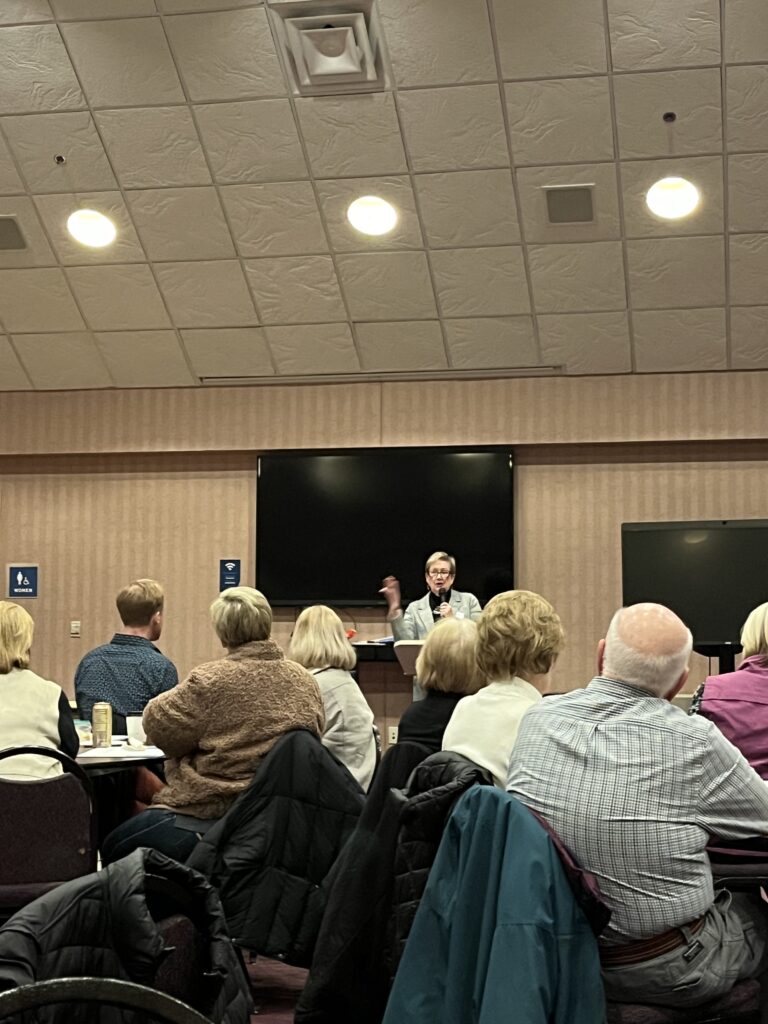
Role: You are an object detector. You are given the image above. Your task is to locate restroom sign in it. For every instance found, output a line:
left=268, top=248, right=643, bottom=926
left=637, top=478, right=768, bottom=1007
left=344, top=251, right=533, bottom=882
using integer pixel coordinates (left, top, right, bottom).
left=8, top=565, right=38, bottom=599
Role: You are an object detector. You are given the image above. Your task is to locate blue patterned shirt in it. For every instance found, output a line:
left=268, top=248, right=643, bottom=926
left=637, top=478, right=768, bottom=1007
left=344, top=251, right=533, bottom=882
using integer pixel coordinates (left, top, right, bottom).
left=75, top=633, right=178, bottom=720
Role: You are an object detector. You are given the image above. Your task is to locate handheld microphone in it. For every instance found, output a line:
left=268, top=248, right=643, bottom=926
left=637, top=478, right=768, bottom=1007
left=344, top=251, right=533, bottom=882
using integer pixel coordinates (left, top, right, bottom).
left=434, top=587, right=446, bottom=619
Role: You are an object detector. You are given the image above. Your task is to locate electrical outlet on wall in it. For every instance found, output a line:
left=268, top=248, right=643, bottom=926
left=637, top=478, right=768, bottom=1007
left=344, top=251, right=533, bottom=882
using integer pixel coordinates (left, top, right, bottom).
left=388, top=726, right=398, bottom=745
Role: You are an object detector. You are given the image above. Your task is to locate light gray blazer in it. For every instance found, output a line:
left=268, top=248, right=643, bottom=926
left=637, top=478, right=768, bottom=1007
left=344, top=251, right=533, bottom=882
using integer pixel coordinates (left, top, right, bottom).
left=391, top=589, right=482, bottom=641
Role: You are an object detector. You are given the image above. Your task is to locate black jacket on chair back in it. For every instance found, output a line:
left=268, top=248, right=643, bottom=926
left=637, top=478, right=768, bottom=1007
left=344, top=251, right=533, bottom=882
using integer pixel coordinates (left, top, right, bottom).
left=186, top=728, right=364, bottom=966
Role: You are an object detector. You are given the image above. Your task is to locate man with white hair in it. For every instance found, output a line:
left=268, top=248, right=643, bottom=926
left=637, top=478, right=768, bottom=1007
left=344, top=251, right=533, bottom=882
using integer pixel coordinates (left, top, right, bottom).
left=507, top=603, right=768, bottom=1009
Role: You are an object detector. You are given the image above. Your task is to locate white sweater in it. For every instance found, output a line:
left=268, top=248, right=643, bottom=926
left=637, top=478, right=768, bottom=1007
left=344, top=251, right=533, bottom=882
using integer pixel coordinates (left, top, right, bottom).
left=312, top=667, right=376, bottom=792
left=441, top=677, right=542, bottom=788
left=0, top=667, right=78, bottom=779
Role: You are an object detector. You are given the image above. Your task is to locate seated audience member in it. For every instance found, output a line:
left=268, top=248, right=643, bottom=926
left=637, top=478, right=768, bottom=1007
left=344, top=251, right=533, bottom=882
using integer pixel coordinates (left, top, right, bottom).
left=75, top=578, right=177, bottom=725
left=690, top=601, right=768, bottom=778
left=0, top=601, right=78, bottom=778
left=441, top=590, right=564, bottom=787
left=289, top=604, right=376, bottom=791
left=101, top=587, right=324, bottom=863
left=397, top=617, right=485, bottom=753
left=508, top=603, right=768, bottom=1010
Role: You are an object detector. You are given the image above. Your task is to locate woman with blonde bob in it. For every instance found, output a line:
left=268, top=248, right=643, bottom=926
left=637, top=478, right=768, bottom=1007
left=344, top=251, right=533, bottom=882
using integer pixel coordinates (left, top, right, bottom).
left=289, top=605, right=376, bottom=791
left=442, top=590, right=565, bottom=787
left=691, top=601, right=768, bottom=778
left=397, top=618, right=485, bottom=753
left=102, top=587, right=324, bottom=863
left=0, top=601, right=79, bottom=779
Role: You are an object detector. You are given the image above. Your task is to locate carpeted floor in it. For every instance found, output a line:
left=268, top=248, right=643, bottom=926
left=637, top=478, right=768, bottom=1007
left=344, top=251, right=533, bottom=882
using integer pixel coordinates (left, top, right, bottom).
left=247, top=956, right=308, bottom=1023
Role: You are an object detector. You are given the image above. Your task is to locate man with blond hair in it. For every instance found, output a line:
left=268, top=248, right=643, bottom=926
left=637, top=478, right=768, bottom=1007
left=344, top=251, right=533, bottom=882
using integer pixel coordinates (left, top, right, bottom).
left=508, top=603, right=768, bottom=1010
left=75, top=579, right=178, bottom=724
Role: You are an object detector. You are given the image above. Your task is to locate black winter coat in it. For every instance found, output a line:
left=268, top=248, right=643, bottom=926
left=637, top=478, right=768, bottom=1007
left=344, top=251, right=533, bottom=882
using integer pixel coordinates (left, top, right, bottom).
left=0, top=848, right=251, bottom=1024
left=187, top=728, right=364, bottom=967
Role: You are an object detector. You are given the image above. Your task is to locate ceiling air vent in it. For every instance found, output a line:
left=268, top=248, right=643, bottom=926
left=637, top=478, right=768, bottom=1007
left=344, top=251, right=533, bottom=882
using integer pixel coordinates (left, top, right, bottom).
left=543, top=185, right=595, bottom=224
left=0, top=217, right=27, bottom=250
left=269, top=0, right=387, bottom=95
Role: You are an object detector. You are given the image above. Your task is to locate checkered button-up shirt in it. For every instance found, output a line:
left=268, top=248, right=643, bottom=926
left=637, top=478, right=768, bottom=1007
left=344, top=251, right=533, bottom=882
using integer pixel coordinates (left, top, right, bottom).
left=507, top=676, right=768, bottom=942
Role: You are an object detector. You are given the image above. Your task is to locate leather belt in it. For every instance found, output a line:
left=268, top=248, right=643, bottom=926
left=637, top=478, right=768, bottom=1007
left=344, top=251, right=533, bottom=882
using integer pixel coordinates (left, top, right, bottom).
left=600, top=914, right=706, bottom=968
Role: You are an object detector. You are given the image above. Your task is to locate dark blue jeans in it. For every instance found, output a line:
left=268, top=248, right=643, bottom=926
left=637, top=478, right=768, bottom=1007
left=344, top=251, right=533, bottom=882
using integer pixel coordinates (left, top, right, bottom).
left=101, top=809, right=202, bottom=865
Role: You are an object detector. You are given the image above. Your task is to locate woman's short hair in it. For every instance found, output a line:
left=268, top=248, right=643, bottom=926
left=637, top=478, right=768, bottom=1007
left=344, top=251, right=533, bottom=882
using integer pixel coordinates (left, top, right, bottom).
left=210, top=587, right=272, bottom=648
left=0, top=601, right=34, bottom=674
left=116, top=579, right=164, bottom=627
left=415, top=617, right=485, bottom=694
left=425, top=551, right=456, bottom=575
left=289, top=605, right=356, bottom=672
left=477, top=590, right=564, bottom=682
left=741, top=602, right=768, bottom=659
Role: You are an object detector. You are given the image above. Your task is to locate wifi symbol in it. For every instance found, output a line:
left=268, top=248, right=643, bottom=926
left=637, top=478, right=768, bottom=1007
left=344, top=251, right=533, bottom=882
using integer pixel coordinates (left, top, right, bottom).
left=224, top=562, right=236, bottom=571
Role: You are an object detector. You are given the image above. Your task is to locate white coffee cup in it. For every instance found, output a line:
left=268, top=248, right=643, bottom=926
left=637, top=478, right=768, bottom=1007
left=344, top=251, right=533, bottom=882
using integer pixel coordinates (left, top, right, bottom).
left=126, top=716, right=146, bottom=744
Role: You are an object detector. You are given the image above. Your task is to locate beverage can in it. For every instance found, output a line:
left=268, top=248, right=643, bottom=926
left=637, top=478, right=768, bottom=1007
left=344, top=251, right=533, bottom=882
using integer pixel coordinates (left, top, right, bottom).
left=92, top=702, right=113, bottom=747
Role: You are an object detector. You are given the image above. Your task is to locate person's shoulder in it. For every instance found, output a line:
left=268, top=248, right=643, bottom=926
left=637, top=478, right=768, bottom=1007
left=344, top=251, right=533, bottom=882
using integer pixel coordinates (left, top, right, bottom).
left=13, top=667, right=63, bottom=700
left=76, top=642, right=114, bottom=665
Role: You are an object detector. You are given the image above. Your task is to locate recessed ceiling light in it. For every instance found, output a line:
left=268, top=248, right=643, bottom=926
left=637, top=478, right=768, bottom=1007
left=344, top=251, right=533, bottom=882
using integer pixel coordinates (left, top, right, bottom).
left=346, top=195, right=398, bottom=236
left=66, top=208, right=117, bottom=248
left=645, top=176, right=700, bottom=220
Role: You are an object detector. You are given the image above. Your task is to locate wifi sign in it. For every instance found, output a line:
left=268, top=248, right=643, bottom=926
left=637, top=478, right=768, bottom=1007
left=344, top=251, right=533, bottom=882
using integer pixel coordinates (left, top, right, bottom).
left=219, top=558, right=241, bottom=592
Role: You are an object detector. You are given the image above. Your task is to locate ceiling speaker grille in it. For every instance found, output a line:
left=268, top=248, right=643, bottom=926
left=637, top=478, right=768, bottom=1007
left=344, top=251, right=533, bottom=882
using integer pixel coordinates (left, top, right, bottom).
left=544, top=186, right=595, bottom=224
left=0, top=217, right=26, bottom=250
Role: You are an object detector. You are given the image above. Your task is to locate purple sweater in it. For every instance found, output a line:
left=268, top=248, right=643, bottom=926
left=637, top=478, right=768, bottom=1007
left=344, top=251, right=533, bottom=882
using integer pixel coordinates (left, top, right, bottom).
left=698, top=655, right=768, bottom=779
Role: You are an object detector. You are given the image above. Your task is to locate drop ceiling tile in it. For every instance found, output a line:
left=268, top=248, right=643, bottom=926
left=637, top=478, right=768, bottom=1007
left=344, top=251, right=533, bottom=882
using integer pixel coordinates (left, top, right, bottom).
left=729, top=154, right=768, bottom=232
left=380, top=0, right=496, bottom=87
left=627, top=235, right=725, bottom=309
left=493, top=0, right=606, bottom=78
left=154, top=260, right=257, bottom=327
left=0, top=336, right=31, bottom=390
left=0, top=25, right=84, bottom=113
left=725, top=0, right=768, bottom=63
left=538, top=312, right=631, bottom=374
left=0, top=269, right=84, bottom=331
left=67, top=264, right=171, bottom=330
left=607, top=0, right=720, bottom=71
left=159, top=0, right=262, bottom=9
left=431, top=247, right=530, bottom=317
left=335, top=252, right=437, bottom=320
left=613, top=68, right=722, bottom=158
left=632, top=308, right=726, bottom=371
left=516, top=163, right=620, bottom=243
left=356, top=321, right=447, bottom=371
left=729, top=234, right=768, bottom=305
left=245, top=256, right=346, bottom=325
left=34, top=191, right=146, bottom=264
left=727, top=67, right=768, bottom=152
left=0, top=2, right=52, bottom=24
left=621, top=156, right=724, bottom=237
left=528, top=241, right=626, bottom=313
left=295, top=94, right=407, bottom=178
left=95, top=331, right=197, bottom=387
left=415, top=170, right=520, bottom=248
left=0, top=133, right=24, bottom=193
left=194, top=99, right=307, bottom=184
left=181, top=327, right=274, bottom=377
left=730, top=307, right=768, bottom=369
left=126, top=187, right=235, bottom=261
left=505, top=78, right=614, bottom=166
left=443, top=316, right=538, bottom=369
left=95, top=107, right=211, bottom=188
left=52, top=0, right=156, bottom=16
left=13, top=331, right=112, bottom=389
left=315, top=176, right=423, bottom=252
left=397, top=85, right=508, bottom=173
left=2, top=111, right=117, bottom=192
left=0, top=196, right=56, bottom=268
left=220, top=183, right=327, bottom=257
left=164, top=8, right=283, bottom=102
left=266, top=323, right=359, bottom=375
left=61, top=19, right=184, bottom=107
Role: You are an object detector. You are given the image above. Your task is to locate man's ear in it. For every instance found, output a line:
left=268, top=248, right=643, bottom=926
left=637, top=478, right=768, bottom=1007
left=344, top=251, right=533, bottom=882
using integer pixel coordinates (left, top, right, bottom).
left=597, top=638, right=606, bottom=675
left=666, top=666, right=689, bottom=702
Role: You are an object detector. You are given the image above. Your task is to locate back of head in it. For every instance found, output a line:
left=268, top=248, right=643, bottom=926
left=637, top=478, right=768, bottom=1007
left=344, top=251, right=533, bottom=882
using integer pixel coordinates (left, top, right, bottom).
left=116, top=579, right=164, bottom=627
left=740, top=602, right=768, bottom=660
left=0, top=601, right=34, bottom=674
left=476, top=589, right=564, bottom=682
left=210, top=586, right=272, bottom=649
left=415, top=617, right=485, bottom=694
left=602, top=603, right=692, bottom=697
left=289, top=604, right=356, bottom=671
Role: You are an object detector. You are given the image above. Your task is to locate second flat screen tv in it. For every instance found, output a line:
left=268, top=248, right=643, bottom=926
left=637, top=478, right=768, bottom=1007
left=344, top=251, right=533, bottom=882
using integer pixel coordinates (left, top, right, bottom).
left=256, top=448, right=514, bottom=606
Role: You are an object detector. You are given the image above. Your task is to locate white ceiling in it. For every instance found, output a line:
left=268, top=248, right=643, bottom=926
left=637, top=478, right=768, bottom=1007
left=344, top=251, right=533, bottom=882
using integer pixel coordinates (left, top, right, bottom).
left=0, top=0, right=767, bottom=391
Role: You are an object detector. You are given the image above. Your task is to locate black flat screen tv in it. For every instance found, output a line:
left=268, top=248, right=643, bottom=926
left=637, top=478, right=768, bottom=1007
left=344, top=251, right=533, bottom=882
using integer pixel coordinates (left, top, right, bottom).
left=256, top=448, right=514, bottom=606
left=621, top=520, right=768, bottom=645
